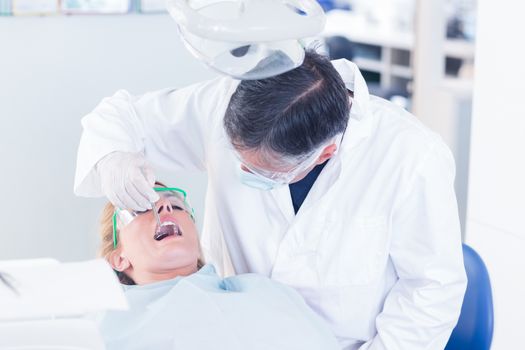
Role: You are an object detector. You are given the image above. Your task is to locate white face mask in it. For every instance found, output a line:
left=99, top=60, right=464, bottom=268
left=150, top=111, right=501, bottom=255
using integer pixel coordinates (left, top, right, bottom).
left=237, top=167, right=285, bottom=191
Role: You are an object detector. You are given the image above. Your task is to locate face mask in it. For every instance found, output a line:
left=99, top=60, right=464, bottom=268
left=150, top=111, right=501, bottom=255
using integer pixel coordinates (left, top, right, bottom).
left=238, top=167, right=284, bottom=191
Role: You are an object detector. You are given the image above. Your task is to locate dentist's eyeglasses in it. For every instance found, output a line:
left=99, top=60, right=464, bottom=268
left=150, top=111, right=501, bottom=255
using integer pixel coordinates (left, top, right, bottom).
left=112, top=187, right=194, bottom=249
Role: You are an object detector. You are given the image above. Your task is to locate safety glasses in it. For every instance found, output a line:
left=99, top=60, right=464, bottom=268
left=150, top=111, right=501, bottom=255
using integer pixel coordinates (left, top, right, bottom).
left=234, top=133, right=344, bottom=184
left=112, top=187, right=194, bottom=249
left=238, top=153, right=319, bottom=184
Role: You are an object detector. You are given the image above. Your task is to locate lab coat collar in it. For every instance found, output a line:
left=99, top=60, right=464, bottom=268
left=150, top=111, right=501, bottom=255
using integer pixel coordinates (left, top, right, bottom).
left=334, top=59, right=376, bottom=154
left=331, top=58, right=370, bottom=121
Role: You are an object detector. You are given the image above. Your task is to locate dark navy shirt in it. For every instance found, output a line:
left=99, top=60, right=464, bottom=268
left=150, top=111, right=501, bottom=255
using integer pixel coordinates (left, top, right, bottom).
left=289, top=160, right=329, bottom=214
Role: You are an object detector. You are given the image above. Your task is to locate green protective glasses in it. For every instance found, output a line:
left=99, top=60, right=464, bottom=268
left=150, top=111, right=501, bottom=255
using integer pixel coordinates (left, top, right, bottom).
left=112, top=187, right=194, bottom=249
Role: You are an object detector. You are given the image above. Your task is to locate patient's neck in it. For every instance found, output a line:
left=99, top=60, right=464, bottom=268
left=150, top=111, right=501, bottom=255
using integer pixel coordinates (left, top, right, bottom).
left=130, top=263, right=198, bottom=285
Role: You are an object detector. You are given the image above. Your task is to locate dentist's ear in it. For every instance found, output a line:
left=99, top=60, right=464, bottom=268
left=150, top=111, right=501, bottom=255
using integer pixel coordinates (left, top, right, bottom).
left=108, top=249, right=131, bottom=272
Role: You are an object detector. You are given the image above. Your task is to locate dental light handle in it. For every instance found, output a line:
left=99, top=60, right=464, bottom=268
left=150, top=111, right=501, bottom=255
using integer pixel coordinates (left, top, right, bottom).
left=167, top=0, right=326, bottom=42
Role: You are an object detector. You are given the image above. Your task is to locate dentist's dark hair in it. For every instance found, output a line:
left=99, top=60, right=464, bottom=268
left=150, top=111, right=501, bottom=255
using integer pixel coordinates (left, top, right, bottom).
left=224, top=49, right=350, bottom=158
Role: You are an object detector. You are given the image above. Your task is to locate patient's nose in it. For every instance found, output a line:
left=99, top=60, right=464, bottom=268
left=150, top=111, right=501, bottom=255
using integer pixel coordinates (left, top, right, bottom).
left=156, top=197, right=173, bottom=214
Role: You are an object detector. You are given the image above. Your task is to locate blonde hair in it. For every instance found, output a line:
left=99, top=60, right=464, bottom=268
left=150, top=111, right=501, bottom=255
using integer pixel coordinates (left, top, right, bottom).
left=99, top=202, right=117, bottom=260
left=98, top=184, right=205, bottom=285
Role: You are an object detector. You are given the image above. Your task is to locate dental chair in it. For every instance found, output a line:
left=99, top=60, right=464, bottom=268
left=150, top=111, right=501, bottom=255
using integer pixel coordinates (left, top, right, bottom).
left=445, top=244, right=494, bottom=350
left=0, top=319, right=105, bottom=350
left=0, top=258, right=127, bottom=350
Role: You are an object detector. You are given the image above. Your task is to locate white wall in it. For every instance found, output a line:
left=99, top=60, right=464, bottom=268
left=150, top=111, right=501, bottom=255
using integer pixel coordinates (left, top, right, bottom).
left=466, top=1, right=525, bottom=348
left=0, top=15, right=215, bottom=261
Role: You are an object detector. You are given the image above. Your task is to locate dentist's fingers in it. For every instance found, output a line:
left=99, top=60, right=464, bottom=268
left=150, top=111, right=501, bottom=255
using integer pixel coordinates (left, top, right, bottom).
left=143, top=164, right=156, bottom=188
left=134, top=168, right=159, bottom=204
left=126, top=181, right=153, bottom=211
left=96, top=151, right=158, bottom=211
left=107, top=191, right=126, bottom=211
left=116, top=186, right=146, bottom=212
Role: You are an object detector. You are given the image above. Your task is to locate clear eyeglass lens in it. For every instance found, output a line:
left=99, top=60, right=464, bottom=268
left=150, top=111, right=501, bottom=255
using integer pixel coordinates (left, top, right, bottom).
left=163, top=192, right=192, bottom=212
left=116, top=209, right=137, bottom=227
left=241, top=152, right=318, bottom=183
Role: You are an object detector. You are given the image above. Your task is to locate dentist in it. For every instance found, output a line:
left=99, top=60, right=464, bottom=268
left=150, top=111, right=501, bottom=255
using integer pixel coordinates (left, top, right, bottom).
left=74, top=1, right=467, bottom=349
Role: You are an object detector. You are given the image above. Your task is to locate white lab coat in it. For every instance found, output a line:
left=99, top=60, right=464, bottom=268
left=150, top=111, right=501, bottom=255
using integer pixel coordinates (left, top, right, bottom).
left=75, top=59, right=467, bottom=350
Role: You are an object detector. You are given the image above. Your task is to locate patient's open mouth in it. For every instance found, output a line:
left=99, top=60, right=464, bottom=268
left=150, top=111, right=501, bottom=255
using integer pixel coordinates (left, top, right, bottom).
left=154, top=221, right=182, bottom=241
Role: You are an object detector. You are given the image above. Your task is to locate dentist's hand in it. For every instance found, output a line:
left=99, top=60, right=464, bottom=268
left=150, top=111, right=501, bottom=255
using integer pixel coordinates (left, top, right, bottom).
left=96, top=151, right=159, bottom=211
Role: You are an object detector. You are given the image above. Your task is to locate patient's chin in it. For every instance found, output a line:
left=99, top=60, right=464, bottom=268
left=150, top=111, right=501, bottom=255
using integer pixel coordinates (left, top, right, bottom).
left=155, top=250, right=198, bottom=270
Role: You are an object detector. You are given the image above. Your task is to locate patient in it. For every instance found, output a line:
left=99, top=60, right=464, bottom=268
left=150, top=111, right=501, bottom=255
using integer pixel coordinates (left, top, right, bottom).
left=97, top=184, right=339, bottom=350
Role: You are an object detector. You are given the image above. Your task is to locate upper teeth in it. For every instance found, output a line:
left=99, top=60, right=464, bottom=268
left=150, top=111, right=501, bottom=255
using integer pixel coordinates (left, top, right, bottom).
left=161, top=221, right=176, bottom=227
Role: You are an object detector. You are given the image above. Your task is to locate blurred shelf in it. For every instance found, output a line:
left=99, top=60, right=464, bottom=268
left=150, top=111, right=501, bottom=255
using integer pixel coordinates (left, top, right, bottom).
left=353, top=57, right=385, bottom=73
left=444, top=39, right=476, bottom=60
left=441, top=77, right=474, bottom=98
left=391, top=65, right=413, bottom=79
left=323, top=10, right=475, bottom=97
left=324, top=10, right=475, bottom=56
left=324, top=10, right=413, bottom=49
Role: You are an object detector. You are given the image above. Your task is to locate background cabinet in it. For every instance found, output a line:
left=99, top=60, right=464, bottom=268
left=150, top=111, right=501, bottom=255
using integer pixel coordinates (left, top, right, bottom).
left=323, top=11, right=475, bottom=99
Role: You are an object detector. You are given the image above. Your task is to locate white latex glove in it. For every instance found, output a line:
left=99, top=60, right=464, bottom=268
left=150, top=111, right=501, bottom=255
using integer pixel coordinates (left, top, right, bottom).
left=96, top=151, right=159, bottom=211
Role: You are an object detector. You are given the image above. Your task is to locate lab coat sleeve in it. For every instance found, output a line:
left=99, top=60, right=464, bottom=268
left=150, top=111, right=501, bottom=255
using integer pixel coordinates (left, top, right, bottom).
left=359, top=141, right=467, bottom=350
left=74, top=77, right=239, bottom=197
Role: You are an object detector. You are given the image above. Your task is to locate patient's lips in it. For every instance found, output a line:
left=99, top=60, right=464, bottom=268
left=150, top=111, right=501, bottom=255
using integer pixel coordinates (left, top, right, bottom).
left=154, top=220, right=183, bottom=241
